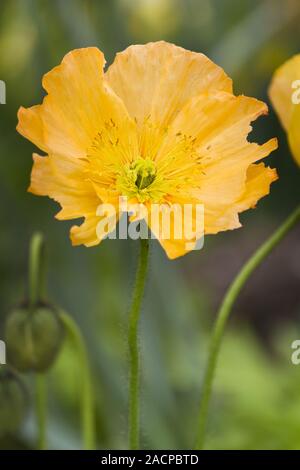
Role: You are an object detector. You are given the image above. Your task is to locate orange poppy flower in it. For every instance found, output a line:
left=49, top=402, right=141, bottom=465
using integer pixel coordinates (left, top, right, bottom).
left=269, top=54, right=300, bottom=166
left=17, top=42, right=277, bottom=259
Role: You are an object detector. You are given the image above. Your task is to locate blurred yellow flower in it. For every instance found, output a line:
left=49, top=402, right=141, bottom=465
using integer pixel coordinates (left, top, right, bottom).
left=269, top=54, right=300, bottom=166
left=17, top=42, right=277, bottom=259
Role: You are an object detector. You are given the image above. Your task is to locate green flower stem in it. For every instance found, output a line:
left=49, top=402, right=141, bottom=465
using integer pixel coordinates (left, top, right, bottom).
left=35, top=374, right=47, bottom=450
left=128, top=238, right=150, bottom=450
left=29, top=233, right=48, bottom=449
left=29, top=232, right=45, bottom=310
left=59, top=310, right=96, bottom=450
left=195, top=205, right=300, bottom=450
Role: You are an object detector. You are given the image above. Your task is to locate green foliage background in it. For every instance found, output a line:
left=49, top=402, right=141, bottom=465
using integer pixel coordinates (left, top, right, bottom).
left=0, top=0, right=299, bottom=449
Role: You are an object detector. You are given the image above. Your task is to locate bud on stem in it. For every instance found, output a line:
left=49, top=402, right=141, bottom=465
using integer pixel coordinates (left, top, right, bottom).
left=0, top=368, right=28, bottom=438
left=5, top=302, right=65, bottom=373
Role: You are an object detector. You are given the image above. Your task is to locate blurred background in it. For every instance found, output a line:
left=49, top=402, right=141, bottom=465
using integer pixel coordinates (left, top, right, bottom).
left=0, top=0, right=300, bottom=450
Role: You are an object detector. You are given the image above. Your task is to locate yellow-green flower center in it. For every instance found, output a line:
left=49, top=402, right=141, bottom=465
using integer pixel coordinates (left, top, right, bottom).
left=115, top=157, right=163, bottom=202
left=129, top=158, right=157, bottom=189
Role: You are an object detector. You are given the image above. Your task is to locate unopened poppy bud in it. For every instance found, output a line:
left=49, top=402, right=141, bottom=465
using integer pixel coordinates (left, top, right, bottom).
left=0, top=368, right=28, bottom=438
left=5, top=303, right=65, bottom=373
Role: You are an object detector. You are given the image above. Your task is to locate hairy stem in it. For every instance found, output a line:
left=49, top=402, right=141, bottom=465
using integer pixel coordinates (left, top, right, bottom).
left=195, top=205, right=300, bottom=449
left=29, top=233, right=48, bottom=450
left=128, top=238, right=150, bottom=450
